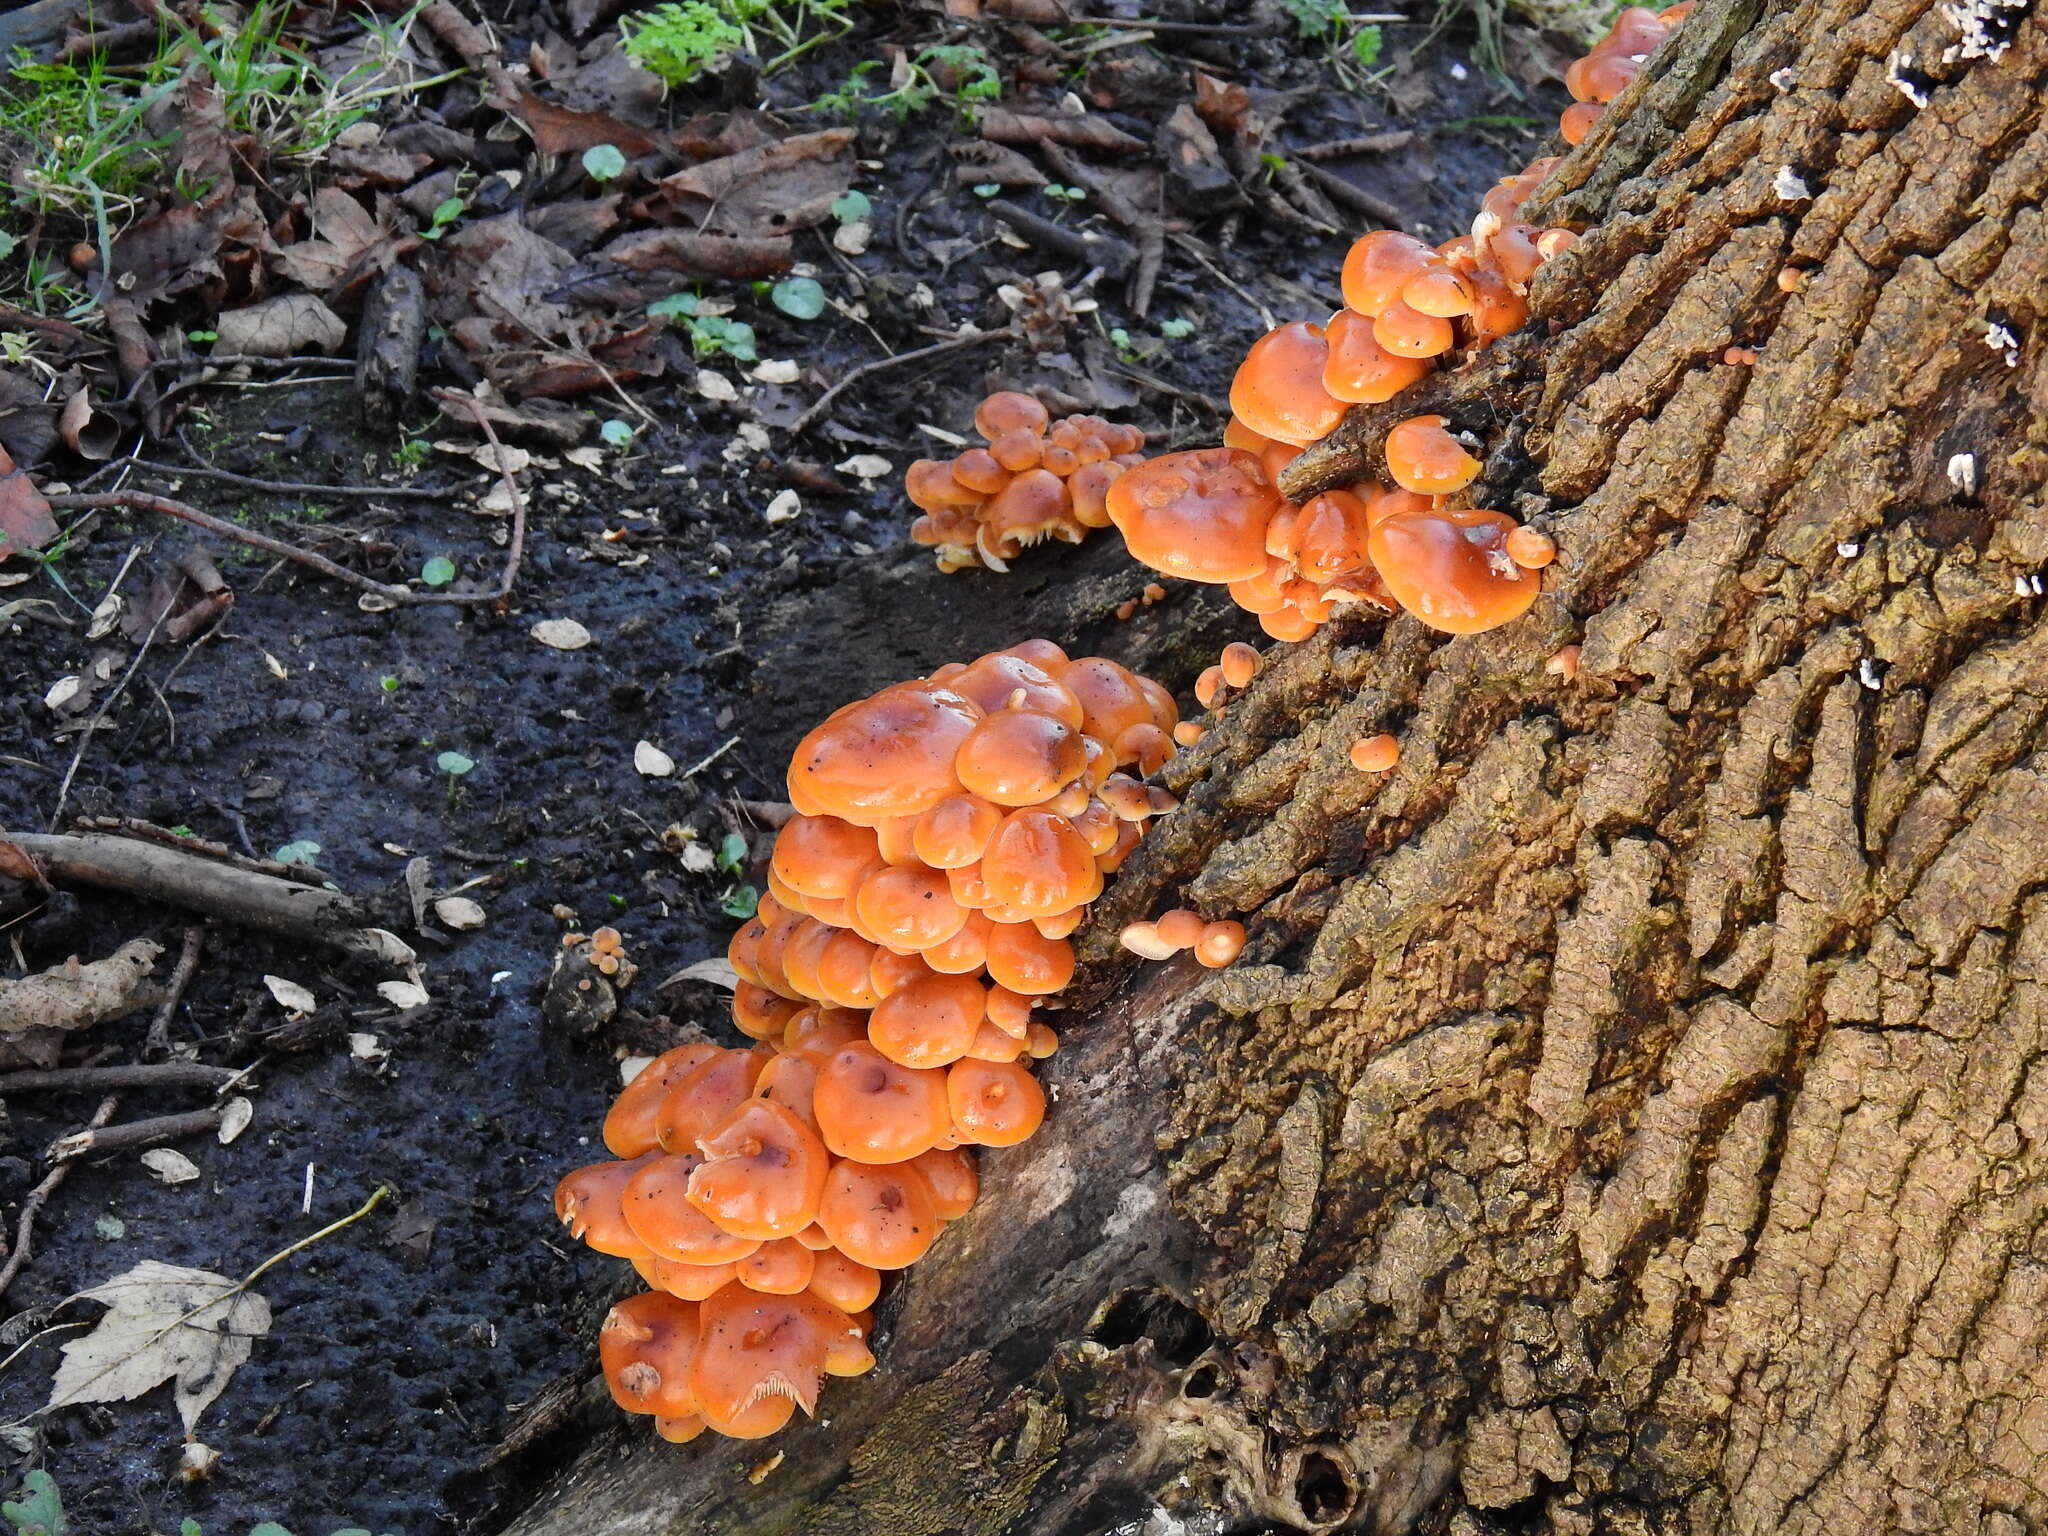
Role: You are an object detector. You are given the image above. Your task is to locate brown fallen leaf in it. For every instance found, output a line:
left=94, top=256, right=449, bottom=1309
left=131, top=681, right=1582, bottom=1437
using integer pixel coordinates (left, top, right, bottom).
left=637, top=129, right=856, bottom=238
left=326, top=145, right=437, bottom=187
left=0, top=937, right=164, bottom=1036
left=123, top=549, right=233, bottom=644
left=213, top=293, right=348, bottom=357
left=272, top=187, right=385, bottom=292
left=433, top=392, right=590, bottom=447
left=57, top=389, right=118, bottom=460
left=948, top=140, right=1048, bottom=187
left=673, top=110, right=783, bottom=160
left=512, top=89, right=663, bottom=157
left=0, top=443, right=59, bottom=562
left=600, top=228, right=792, bottom=278
left=979, top=106, right=1146, bottom=155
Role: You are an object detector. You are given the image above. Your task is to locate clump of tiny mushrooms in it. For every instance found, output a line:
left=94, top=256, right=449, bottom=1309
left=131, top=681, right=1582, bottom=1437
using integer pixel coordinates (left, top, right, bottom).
left=558, top=643, right=1196, bottom=1441
left=1097, top=5, right=1687, bottom=643
left=907, top=392, right=1149, bottom=573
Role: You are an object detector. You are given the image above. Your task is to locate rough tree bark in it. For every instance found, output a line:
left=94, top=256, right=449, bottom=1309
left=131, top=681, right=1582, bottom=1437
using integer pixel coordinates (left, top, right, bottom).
left=502, top=0, right=2048, bottom=1526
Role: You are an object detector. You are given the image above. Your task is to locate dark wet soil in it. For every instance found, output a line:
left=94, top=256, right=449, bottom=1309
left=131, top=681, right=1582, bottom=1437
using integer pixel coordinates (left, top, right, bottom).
left=0, top=2, right=1558, bottom=1529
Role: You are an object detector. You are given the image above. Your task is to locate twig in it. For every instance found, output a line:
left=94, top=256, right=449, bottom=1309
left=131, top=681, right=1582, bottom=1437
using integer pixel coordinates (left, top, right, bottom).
left=146, top=926, right=204, bottom=1057
left=0, top=1062, right=240, bottom=1094
left=5, top=831, right=409, bottom=964
left=986, top=200, right=1137, bottom=275
left=47, top=566, right=175, bottom=831
left=151, top=353, right=377, bottom=372
left=49, top=1107, right=222, bottom=1159
left=0, top=1096, right=117, bottom=1303
left=682, top=735, right=741, bottom=780
left=438, top=391, right=529, bottom=601
left=790, top=331, right=1007, bottom=435
left=1294, top=159, right=1406, bottom=227
left=1294, top=131, right=1416, bottom=160
left=46, top=489, right=514, bottom=609
left=1037, top=143, right=1165, bottom=317
left=120, top=454, right=468, bottom=502
left=70, top=815, right=329, bottom=884
left=1169, top=234, right=1278, bottom=330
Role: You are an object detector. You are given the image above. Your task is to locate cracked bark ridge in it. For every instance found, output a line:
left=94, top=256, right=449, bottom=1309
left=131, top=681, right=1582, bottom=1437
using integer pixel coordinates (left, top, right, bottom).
left=502, top=0, right=2048, bottom=1527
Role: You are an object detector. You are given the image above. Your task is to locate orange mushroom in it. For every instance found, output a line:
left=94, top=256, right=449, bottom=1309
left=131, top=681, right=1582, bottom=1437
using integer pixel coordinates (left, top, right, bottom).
left=599, top=1291, right=702, bottom=1418
left=812, top=1040, right=952, bottom=1163
left=788, top=685, right=981, bottom=825
left=555, top=1154, right=661, bottom=1259
left=1322, top=308, right=1436, bottom=405
left=770, top=815, right=881, bottom=900
left=909, top=1146, right=980, bottom=1219
left=817, top=1159, right=943, bottom=1270
left=983, top=922, right=1076, bottom=995
left=605, top=1044, right=722, bottom=1158
left=1504, top=526, right=1556, bottom=569
left=975, top=390, right=1050, bottom=440
left=1367, top=506, right=1543, bottom=634
left=868, top=971, right=987, bottom=1069
left=1372, top=300, right=1455, bottom=360
left=1105, top=448, right=1279, bottom=585
left=912, top=793, right=1005, bottom=869
left=808, top=1249, right=883, bottom=1313
left=690, top=1285, right=869, bottom=1436
left=1341, top=230, right=1444, bottom=317
left=1350, top=733, right=1400, bottom=772
left=623, top=1151, right=763, bottom=1265
left=1292, top=489, right=1376, bottom=585
left=947, top=1059, right=1048, bottom=1147
left=1219, top=642, right=1260, bottom=689
left=954, top=709, right=1088, bottom=806
left=980, top=808, right=1103, bottom=920
left=1193, top=921, right=1246, bottom=968
left=686, top=1099, right=832, bottom=1241
left=1383, top=415, right=1481, bottom=496
left=1229, top=320, right=1347, bottom=447
left=853, top=861, right=969, bottom=953
left=736, top=1238, right=819, bottom=1296
left=655, top=1047, right=770, bottom=1155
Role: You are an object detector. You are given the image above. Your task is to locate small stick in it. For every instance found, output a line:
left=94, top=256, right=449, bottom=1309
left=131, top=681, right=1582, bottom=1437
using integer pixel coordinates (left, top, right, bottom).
left=146, top=926, right=204, bottom=1057
left=48, top=1107, right=222, bottom=1160
left=118, top=455, right=468, bottom=502
left=986, top=200, right=1137, bottom=274
left=1294, top=159, right=1406, bottom=227
left=790, top=330, right=1006, bottom=435
left=681, top=735, right=741, bottom=780
left=1294, top=131, right=1416, bottom=160
left=1169, top=234, right=1278, bottom=330
left=0, top=1095, right=118, bottom=1302
left=0, top=1062, right=239, bottom=1094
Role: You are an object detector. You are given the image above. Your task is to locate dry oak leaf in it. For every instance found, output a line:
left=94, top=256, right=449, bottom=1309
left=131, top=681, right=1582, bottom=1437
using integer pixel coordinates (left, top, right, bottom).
left=638, top=129, right=855, bottom=238
left=0, top=938, right=163, bottom=1036
left=0, top=444, right=58, bottom=562
left=271, top=187, right=385, bottom=292
left=213, top=294, right=348, bottom=358
left=46, top=1261, right=272, bottom=1435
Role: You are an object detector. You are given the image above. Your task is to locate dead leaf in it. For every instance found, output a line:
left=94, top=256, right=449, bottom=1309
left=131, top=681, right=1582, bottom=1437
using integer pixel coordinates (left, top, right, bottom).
left=638, top=130, right=855, bottom=238
left=122, top=550, right=233, bottom=644
left=217, top=1096, right=254, bottom=1145
left=263, top=975, right=317, bottom=1015
left=214, top=295, right=348, bottom=357
left=659, top=956, right=742, bottom=990
left=57, top=389, right=118, bottom=460
left=979, top=107, right=1146, bottom=154
left=271, top=188, right=385, bottom=292
left=376, top=979, right=430, bottom=1010
left=949, top=140, right=1047, bottom=187
left=433, top=896, right=487, bottom=930
left=142, top=1148, right=201, bottom=1185
left=0, top=939, right=164, bottom=1036
left=600, top=228, right=792, bottom=278
left=0, top=444, right=59, bottom=563
left=434, top=392, right=590, bottom=448
left=531, top=617, right=593, bottom=650
left=349, top=1031, right=388, bottom=1061
left=511, top=90, right=662, bottom=157
left=46, top=1260, right=272, bottom=1434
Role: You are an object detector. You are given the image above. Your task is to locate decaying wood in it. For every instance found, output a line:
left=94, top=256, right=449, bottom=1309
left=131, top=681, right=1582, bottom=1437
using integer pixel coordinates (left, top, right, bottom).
left=504, top=0, right=2048, bottom=1530
left=6, top=832, right=408, bottom=965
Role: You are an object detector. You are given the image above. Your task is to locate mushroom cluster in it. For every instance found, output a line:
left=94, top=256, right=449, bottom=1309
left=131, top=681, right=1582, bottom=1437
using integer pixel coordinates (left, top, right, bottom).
left=1099, top=8, right=1689, bottom=641
left=556, top=642, right=1186, bottom=1442
left=1559, top=5, right=1691, bottom=145
left=907, top=392, right=1149, bottom=572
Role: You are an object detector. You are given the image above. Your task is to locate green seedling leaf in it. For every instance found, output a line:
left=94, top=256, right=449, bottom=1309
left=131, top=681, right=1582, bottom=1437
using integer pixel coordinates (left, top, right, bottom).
left=380, top=676, right=400, bottom=692
left=582, top=143, right=628, bottom=182
left=419, top=556, right=456, bottom=588
left=830, top=189, right=871, bottom=224
left=96, top=1214, right=125, bottom=1240
left=1351, top=23, right=1383, bottom=65
left=972, top=182, right=1001, bottom=197
left=1159, top=317, right=1196, bottom=339
left=181, top=1521, right=203, bottom=1536
left=718, top=831, right=748, bottom=872
left=648, top=293, right=699, bottom=318
left=600, top=419, right=636, bottom=448
left=719, top=884, right=760, bottom=919
left=437, top=751, right=476, bottom=777
left=3, top=1470, right=65, bottom=1536
left=770, top=277, right=826, bottom=320
left=273, top=840, right=322, bottom=866
left=249, top=1524, right=294, bottom=1536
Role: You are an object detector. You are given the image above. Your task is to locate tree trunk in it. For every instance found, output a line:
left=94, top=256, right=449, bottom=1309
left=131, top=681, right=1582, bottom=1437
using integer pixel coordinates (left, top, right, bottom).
left=501, top=0, right=2048, bottom=1527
